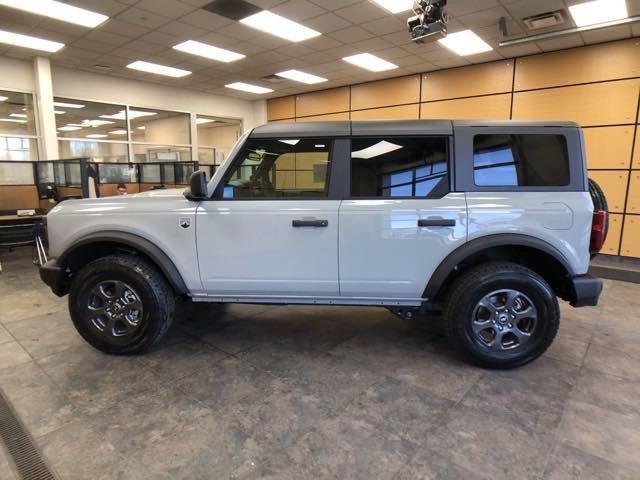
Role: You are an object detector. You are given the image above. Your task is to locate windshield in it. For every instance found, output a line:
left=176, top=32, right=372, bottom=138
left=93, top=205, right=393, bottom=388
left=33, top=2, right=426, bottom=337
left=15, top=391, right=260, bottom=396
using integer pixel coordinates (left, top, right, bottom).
left=206, top=130, right=251, bottom=193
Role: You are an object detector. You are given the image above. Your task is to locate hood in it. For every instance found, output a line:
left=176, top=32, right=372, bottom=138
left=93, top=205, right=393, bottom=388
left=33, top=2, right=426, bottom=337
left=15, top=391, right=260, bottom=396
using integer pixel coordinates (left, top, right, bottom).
left=131, top=187, right=186, bottom=198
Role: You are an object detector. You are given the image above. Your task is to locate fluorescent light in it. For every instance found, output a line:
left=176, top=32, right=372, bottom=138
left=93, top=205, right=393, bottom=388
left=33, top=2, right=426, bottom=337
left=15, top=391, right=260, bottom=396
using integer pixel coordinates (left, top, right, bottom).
left=0, top=29, right=64, bottom=53
left=126, top=61, right=191, bottom=78
left=137, top=126, right=146, bottom=130
left=54, top=110, right=65, bottom=114
left=54, top=101, right=85, bottom=109
left=343, top=53, right=398, bottom=72
left=276, top=69, right=327, bottom=84
left=9, top=113, right=26, bottom=118
left=79, top=119, right=113, bottom=127
left=370, top=0, right=414, bottom=14
left=352, top=140, right=403, bottom=159
left=0, top=96, right=7, bottom=102
left=225, top=82, right=273, bottom=94
left=569, top=0, right=628, bottom=27
left=100, top=109, right=157, bottom=120
left=86, top=134, right=108, bottom=138
left=196, top=118, right=216, bottom=125
left=0, top=0, right=107, bottom=28
left=0, top=118, right=26, bottom=124
left=240, top=11, right=321, bottom=42
left=173, top=40, right=245, bottom=63
left=438, top=30, right=492, bottom=56
left=109, top=129, right=127, bottom=135
left=57, top=126, right=82, bottom=131
left=279, top=139, right=300, bottom=146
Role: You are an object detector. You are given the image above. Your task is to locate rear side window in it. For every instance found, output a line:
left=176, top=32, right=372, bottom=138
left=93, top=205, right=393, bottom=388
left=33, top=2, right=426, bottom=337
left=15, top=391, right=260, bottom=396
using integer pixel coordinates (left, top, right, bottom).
left=473, top=134, right=570, bottom=187
left=350, top=137, right=449, bottom=198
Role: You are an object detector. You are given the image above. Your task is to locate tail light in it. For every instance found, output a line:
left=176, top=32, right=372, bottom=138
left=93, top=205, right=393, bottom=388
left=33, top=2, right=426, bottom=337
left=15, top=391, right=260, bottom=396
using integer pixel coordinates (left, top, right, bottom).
left=590, top=210, right=607, bottom=254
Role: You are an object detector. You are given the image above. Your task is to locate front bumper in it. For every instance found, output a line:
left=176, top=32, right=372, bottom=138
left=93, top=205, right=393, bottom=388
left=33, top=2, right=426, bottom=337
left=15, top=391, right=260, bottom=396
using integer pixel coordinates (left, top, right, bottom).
left=39, top=259, right=68, bottom=297
left=569, top=274, right=603, bottom=307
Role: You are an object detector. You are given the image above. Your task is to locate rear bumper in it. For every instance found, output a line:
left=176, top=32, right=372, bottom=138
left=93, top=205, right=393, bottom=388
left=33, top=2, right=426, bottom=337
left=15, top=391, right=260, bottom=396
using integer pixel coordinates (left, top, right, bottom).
left=39, top=259, right=68, bottom=297
left=569, top=274, right=603, bottom=307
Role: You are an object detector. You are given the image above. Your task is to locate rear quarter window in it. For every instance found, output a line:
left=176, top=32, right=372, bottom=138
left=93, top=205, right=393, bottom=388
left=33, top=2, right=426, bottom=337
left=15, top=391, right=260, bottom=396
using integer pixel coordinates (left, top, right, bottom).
left=473, top=134, right=570, bottom=187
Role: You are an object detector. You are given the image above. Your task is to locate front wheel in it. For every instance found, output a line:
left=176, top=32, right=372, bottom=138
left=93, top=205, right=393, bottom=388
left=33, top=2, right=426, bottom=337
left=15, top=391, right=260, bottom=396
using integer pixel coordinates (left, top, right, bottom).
left=68, top=254, right=175, bottom=354
left=443, top=262, right=559, bottom=369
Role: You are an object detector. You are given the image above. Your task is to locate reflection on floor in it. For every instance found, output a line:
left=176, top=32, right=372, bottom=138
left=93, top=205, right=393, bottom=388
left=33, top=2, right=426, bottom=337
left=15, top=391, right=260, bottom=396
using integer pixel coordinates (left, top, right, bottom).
left=1, top=247, right=640, bottom=479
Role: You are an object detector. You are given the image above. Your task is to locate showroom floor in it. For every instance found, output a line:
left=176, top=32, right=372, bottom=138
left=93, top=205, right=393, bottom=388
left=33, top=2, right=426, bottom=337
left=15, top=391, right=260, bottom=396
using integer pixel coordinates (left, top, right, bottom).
left=1, top=248, right=639, bottom=480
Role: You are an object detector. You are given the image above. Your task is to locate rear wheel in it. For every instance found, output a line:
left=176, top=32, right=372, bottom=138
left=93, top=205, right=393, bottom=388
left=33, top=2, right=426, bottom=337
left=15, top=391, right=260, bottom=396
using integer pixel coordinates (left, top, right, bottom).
left=69, top=254, right=175, bottom=354
left=443, top=262, right=559, bottom=369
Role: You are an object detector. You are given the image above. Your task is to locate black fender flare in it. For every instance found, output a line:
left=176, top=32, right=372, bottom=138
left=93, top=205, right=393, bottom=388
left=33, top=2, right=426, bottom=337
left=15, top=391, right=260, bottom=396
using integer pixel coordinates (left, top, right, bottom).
left=423, top=234, right=575, bottom=301
left=58, top=231, right=189, bottom=295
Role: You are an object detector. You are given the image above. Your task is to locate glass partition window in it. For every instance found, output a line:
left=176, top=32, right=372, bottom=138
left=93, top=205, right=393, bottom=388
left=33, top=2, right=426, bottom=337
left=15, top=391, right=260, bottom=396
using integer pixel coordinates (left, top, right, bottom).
left=58, top=140, right=128, bottom=163
left=0, top=137, right=38, bottom=161
left=133, top=144, right=192, bottom=163
left=221, top=138, right=331, bottom=199
left=130, top=108, right=190, bottom=146
left=0, top=162, right=34, bottom=185
left=350, top=137, right=449, bottom=198
left=97, top=164, right=137, bottom=184
left=54, top=97, right=128, bottom=141
left=197, top=116, right=242, bottom=167
left=0, top=90, right=37, bottom=136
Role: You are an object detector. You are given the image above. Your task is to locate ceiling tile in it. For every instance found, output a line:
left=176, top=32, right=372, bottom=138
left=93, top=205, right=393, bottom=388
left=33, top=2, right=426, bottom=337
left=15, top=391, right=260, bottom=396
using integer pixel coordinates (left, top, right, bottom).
left=447, top=0, right=500, bottom=17
left=308, top=0, right=360, bottom=10
left=115, top=7, right=172, bottom=29
left=328, top=26, right=374, bottom=43
left=180, top=10, right=233, bottom=30
left=458, top=6, right=512, bottom=28
left=83, top=29, right=132, bottom=47
left=136, top=0, right=196, bottom=18
left=303, top=35, right=344, bottom=51
left=334, top=2, right=387, bottom=23
left=361, top=16, right=407, bottom=36
left=271, top=0, right=327, bottom=21
left=351, top=36, right=394, bottom=53
left=304, top=13, right=351, bottom=33
left=99, top=18, right=151, bottom=38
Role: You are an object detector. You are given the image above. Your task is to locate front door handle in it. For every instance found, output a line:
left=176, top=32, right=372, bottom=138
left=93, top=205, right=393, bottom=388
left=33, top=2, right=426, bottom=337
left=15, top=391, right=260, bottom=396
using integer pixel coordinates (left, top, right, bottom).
left=292, top=219, right=329, bottom=228
left=418, top=219, right=456, bottom=227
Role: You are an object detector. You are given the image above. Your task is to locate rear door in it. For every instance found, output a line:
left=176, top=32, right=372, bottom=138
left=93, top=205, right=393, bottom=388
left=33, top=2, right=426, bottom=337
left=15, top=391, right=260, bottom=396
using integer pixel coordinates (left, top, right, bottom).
left=338, top=135, right=467, bottom=301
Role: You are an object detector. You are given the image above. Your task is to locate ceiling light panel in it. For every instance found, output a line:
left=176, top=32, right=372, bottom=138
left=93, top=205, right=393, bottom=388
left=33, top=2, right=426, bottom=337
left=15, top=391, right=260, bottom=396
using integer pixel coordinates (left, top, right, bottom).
left=240, top=11, right=321, bottom=42
left=173, top=40, right=246, bottom=63
left=53, top=101, right=85, bottom=109
left=126, top=61, right=191, bottom=78
left=86, top=134, right=108, bottom=138
left=0, top=118, right=26, bottom=123
left=196, top=118, right=216, bottom=125
left=370, top=0, right=414, bottom=14
left=225, top=82, right=274, bottom=94
left=343, top=53, right=398, bottom=72
left=569, top=0, right=628, bottom=27
left=0, top=29, right=64, bottom=53
left=0, top=96, right=7, bottom=102
left=438, top=30, right=493, bottom=56
left=276, top=69, right=328, bottom=84
left=57, top=126, right=82, bottom=131
left=0, top=0, right=108, bottom=28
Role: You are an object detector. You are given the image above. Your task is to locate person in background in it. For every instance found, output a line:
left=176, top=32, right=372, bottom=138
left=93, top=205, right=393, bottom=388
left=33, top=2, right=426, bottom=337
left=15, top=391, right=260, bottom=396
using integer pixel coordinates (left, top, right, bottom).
left=116, top=183, right=128, bottom=196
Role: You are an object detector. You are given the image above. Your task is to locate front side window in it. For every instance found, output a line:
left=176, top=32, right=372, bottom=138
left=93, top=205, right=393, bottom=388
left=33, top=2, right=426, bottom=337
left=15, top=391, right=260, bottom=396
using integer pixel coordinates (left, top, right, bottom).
left=221, top=138, right=331, bottom=198
left=473, top=134, right=570, bottom=187
left=350, top=137, right=449, bottom=198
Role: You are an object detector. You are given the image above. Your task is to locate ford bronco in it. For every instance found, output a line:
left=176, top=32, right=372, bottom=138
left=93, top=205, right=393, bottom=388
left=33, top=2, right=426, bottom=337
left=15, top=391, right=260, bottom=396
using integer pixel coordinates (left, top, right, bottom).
left=40, top=120, right=606, bottom=368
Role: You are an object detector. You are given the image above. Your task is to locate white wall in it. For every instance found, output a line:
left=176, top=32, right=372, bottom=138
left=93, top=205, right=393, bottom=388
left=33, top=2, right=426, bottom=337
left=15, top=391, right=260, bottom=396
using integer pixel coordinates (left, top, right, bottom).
left=0, top=56, right=35, bottom=92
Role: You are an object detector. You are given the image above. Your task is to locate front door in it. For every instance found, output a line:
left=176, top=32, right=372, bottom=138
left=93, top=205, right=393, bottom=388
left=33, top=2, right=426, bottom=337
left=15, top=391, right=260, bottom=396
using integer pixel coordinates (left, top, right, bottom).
left=339, top=135, right=467, bottom=300
left=196, top=137, right=340, bottom=298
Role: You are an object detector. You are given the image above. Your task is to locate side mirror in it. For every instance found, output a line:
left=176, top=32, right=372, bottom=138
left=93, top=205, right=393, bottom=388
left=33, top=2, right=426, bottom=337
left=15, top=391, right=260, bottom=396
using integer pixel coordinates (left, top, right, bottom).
left=185, top=170, right=208, bottom=201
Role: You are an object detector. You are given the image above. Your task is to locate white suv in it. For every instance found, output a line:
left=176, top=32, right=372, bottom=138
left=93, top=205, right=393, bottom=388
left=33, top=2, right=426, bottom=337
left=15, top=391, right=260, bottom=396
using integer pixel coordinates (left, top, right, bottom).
left=40, top=120, right=606, bottom=368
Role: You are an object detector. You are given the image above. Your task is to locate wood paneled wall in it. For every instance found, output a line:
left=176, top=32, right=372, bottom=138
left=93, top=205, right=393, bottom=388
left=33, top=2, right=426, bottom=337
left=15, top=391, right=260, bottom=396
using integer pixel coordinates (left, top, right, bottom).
left=267, top=38, right=640, bottom=259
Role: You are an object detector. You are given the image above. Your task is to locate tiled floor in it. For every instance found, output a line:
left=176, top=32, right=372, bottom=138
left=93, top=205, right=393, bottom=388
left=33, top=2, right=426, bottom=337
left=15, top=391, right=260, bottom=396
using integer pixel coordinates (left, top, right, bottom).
left=1, top=248, right=640, bottom=479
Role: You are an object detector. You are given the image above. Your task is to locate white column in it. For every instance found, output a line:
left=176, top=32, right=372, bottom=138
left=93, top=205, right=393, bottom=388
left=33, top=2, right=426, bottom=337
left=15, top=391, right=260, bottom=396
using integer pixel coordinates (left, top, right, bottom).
left=190, top=112, right=198, bottom=164
left=33, top=56, right=59, bottom=160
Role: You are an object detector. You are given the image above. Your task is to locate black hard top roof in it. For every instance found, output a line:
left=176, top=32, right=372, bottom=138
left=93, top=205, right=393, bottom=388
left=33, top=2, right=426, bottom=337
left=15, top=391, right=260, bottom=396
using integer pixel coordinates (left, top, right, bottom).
left=250, top=119, right=580, bottom=138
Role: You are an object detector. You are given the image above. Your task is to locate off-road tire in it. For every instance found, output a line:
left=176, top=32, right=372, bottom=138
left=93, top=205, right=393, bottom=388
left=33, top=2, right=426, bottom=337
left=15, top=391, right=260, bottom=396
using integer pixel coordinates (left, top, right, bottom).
left=443, top=262, right=560, bottom=369
left=69, top=254, right=175, bottom=354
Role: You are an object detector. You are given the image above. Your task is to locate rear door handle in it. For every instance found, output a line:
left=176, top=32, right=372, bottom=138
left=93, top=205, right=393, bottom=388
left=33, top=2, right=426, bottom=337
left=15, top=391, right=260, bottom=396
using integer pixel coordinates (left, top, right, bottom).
left=418, top=219, right=456, bottom=227
left=292, top=219, right=329, bottom=228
